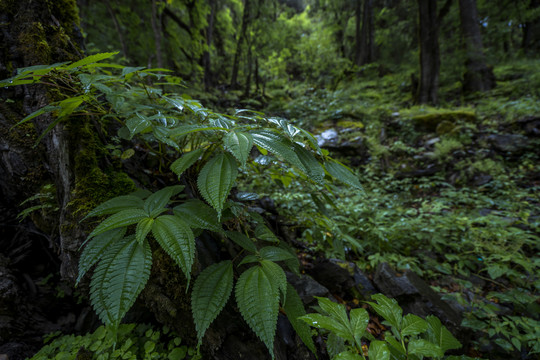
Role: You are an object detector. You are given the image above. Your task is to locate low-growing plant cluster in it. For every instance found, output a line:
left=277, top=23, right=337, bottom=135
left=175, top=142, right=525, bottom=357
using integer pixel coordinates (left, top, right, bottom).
left=29, top=323, right=193, bottom=360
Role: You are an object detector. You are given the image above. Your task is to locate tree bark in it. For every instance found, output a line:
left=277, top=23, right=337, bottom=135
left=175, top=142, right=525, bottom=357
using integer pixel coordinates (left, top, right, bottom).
left=203, top=0, right=217, bottom=90
left=417, top=0, right=440, bottom=105
left=358, top=0, right=375, bottom=65
left=522, top=0, right=540, bottom=53
left=354, top=0, right=362, bottom=65
left=231, top=0, right=251, bottom=88
left=150, top=0, right=164, bottom=69
left=458, top=0, right=495, bottom=93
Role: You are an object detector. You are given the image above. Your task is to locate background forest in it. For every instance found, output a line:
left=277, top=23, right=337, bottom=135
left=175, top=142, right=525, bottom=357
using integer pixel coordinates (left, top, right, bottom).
left=0, top=0, right=539, bottom=359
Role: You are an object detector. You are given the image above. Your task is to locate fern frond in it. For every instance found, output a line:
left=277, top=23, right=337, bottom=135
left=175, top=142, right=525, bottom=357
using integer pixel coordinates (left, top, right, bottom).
left=235, top=265, right=280, bottom=359
left=191, top=260, right=234, bottom=347
left=170, top=148, right=205, bottom=178
left=173, top=199, right=222, bottom=233
left=83, top=195, right=144, bottom=219
left=197, top=152, right=238, bottom=219
left=223, top=131, right=253, bottom=166
left=77, top=227, right=126, bottom=284
left=152, top=215, right=195, bottom=284
left=143, top=185, right=184, bottom=217
left=283, top=284, right=316, bottom=354
left=88, top=209, right=149, bottom=239
left=89, top=235, right=151, bottom=327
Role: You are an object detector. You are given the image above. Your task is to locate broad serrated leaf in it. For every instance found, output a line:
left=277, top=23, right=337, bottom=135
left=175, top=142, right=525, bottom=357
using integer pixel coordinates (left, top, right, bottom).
left=238, top=254, right=260, bottom=266
left=401, top=314, right=428, bottom=337
left=174, top=199, right=222, bottom=233
left=153, top=126, right=180, bottom=150
left=77, top=228, right=126, bottom=284
left=236, top=265, right=280, bottom=359
left=143, top=185, right=184, bottom=217
left=135, top=217, right=154, bottom=245
left=11, top=105, right=60, bottom=128
left=316, top=297, right=352, bottom=337
left=126, top=114, right=151, bottom=138
left=259, top=246, right=296, bottom=262
left=333, top=351, right=362, bottom=360
left=293, top=143, right=325, bottom=183
left=152, top=215, right=195, bottom=283
left=251, top=130, right=306, bottom=172
left=350, top=308, right=369, bottom=344
left=407, top=339, right=444, bottom=358
left=260, top=260, right=287, bottom=301
left=169, top=124, right=225, bottom=139
left=299, top=313, right=351, bottom=340
left=224, top=131, right=253, bottom=166
left=299, top=128, right=322, bottom=154
left=426, top=315, right=461, bottom=352
left=283, top=284, right=316, bottom=354
left=90, top=235, right=151, bottom=327
left=385, top=335, right=407, bottom=356
left=197, top=152, right=238, bottom=219
left=327, top=332, right=346, bottom=358
left=254, top=224, right=279, bottom=243
left=368, top=340, right=390, bottom=360
left=171, top=148, right=205, bottom=178
left=88, top=209, right=149, bottom=239
left=84, top=195, right=144, bottom=219
left=324, top=160, right=362, bottom=190
left=191, top=260, right=234, bottom=347
left=225, top=231, right=257, bottom=253
left=65, top=52, right=119, bottom=70
left=367, top=294, right=402, bottom=330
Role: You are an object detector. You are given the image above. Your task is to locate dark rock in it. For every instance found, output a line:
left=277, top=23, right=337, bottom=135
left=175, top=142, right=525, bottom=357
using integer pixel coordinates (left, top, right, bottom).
left=374, top=263, right=417, bottom=297
left=0, top=343, right=34, bottom=360
left=487, top=134, right=530, bottom=153
left=473, top=173, right=492, bottom=186
left=394, top=164, right=439, bottom=179
left=525, top=119, right=540, bottom=136
left=307, top=259, right=354, bottom=294
left=352, top=268, right=377, bottom=299
left=517, top=116, right=540, bottom=136
left=286, top=272, right=330, bottom=305
left=374, top=263, right=463, bottom=330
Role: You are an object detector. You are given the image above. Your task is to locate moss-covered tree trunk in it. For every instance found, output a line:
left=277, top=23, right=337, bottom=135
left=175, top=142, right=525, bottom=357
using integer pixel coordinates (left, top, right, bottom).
left=0, top=0, right=86, bottom=280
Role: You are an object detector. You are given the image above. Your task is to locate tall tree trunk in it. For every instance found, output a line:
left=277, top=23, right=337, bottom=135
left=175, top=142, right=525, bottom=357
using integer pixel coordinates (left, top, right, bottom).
left=203, top=0, right=217, bottom=90
left=231, top=0, right=251, bottom=88
left=244, top=41, right=252, bottom=97
left=354, top=0, right=362, bottom=65
left=417, top=0, right=440, bottom=105
left=458, top=0, right=495, bottom=93
left=359, top=0, right=375, bottom=65
left=104, top=1, right=129, bottom=60
left=150, top=0, right=164, bottom=69
left=522, top=0, right=540, bottom=53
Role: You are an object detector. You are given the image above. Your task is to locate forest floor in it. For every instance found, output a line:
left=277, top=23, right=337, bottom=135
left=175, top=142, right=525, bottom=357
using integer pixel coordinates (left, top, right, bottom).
left=236, top=58, right=540, bottom=359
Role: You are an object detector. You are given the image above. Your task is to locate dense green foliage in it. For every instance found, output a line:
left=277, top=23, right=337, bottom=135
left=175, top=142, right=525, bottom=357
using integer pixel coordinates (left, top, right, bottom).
left=3, top=0, right=539, bottom=359
left=29, top=323, right=194, bottom=360
left=301, top=295, right=462, bottom=359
